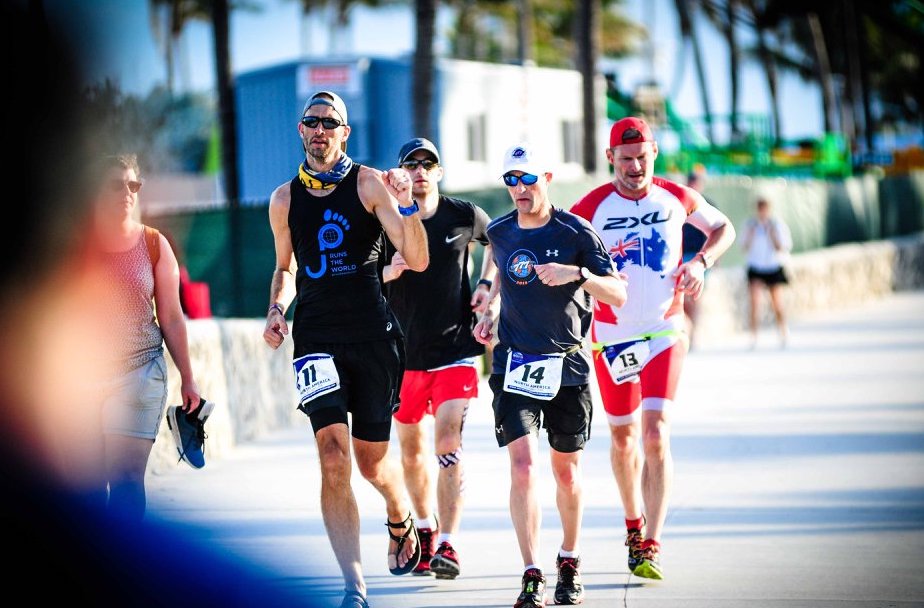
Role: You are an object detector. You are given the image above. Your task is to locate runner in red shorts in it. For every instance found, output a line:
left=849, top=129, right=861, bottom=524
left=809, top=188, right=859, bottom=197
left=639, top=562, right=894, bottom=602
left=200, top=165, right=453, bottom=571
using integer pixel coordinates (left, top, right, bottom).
left=383, top=138, right=496, bottom=579
left=572, top=117, right=736, bottom=580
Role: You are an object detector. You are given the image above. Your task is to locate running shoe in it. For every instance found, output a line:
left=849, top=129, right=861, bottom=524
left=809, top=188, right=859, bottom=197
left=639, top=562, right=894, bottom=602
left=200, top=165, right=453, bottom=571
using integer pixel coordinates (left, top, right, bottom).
left=413, top=524, right=437, bottom=576
left=625, top=524, right=645, bottom=573
left=513, top=568, right=546, bottom=608
left=165, top=399, right=215, bottom=469
left=633, top=540, right=664, bottom=580
left=430, top=541, right=461, bottom=580
left=553, top=555, right=584, bottom=605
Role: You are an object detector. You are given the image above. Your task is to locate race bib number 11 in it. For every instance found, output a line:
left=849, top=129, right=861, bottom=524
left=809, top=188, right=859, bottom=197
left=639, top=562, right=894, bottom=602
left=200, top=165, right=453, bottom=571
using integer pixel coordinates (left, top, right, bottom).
left=293, top=353, right=340, bottom=404
left=503, top=350, right=564, bottom=401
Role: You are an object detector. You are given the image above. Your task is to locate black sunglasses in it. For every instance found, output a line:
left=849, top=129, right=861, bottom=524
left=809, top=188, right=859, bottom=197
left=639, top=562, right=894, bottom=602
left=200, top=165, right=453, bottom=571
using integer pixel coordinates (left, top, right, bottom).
left=400, top=159, right=439, bottom=171
left=109, top=179, right=143, bottom=193
left=301, top=116, right=344, bottom=130
left=502, top=173, right=539, bottom=187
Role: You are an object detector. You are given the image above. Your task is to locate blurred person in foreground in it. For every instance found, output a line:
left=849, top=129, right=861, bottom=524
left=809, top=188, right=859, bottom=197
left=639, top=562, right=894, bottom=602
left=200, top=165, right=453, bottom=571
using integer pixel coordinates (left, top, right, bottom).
left=475, top=143, right=627, bottom=607
left=741, top=198, right=793, bottom=348
left=571, top=117, right=736, bottom=580
left=88, top=154, right=203, bottom=519
left=263, top=91, right=428, bottom=608
left=383, top=137, right=496, bottom=579
left=0, top=4, right=302, bottom=605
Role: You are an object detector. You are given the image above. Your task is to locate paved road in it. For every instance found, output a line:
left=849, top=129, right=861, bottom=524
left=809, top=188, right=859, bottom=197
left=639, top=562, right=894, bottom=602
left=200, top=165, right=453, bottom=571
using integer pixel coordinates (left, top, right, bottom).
left=148, top=291, right=924, bottom=607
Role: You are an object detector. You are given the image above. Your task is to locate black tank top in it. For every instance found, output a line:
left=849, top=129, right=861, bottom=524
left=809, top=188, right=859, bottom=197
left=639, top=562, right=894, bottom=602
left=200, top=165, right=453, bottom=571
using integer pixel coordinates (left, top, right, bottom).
left=288, top=164, right=400, bottom=343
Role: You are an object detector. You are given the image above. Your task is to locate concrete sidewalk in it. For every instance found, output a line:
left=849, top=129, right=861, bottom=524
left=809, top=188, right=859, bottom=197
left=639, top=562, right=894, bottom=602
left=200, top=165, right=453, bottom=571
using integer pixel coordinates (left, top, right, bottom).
left=147, top=291, right=924, bottom=607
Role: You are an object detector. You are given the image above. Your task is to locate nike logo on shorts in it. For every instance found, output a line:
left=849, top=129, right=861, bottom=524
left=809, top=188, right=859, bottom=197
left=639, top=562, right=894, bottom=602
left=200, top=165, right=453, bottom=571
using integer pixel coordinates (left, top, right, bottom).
left=445, top=234, right=462, bottom=243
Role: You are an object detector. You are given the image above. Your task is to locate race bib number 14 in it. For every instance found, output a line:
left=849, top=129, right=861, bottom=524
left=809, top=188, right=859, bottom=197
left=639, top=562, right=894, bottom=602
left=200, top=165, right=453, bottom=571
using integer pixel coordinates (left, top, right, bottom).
left=503, top=350, right=564, bottom=401
left=293, top=353, right=340, bottom=405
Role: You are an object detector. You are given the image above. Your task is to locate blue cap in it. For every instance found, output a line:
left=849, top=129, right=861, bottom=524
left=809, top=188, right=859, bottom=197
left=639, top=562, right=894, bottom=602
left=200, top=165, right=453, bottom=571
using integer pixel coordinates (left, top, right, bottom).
left=398, top=137, right=440, bottom=165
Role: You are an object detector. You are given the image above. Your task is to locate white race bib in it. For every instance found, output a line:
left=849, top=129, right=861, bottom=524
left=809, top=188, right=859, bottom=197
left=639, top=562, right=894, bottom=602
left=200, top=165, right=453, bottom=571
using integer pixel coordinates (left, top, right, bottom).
left=503, top=350, right=564, bottom=401
left=293, top=353, right=340, bottom=404
left=603, top=339, right=651, bottom=384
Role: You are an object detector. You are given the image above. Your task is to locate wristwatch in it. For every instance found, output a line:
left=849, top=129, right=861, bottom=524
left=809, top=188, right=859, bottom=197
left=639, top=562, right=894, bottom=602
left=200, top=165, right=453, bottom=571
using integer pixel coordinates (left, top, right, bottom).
left=398, top=200, right=420, bottom=216
left=577, top=266, right=592, bottom=285
left=695, top=251, right=714, bottom=269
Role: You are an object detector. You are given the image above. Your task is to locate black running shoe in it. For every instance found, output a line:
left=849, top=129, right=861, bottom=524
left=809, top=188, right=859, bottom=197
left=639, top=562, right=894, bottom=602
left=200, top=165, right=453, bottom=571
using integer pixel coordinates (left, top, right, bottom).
left=166, top=399, right=215, bottom=469
left=626, top=526, right=644, bottom=573
left=553, top=556, right=584, bottom=605
left=513, top=567, right=546, bottom=608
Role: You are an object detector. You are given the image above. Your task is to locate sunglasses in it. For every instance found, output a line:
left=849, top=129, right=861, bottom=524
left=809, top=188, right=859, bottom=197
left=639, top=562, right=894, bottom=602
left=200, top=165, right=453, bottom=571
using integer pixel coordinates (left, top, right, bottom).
left=301, top=116, right=344, bottom=130
left=502, top=173, right=539, bottom=187
left=109, top=179, right=143, bottom=193
left=400, top=159, right=439, bottom=171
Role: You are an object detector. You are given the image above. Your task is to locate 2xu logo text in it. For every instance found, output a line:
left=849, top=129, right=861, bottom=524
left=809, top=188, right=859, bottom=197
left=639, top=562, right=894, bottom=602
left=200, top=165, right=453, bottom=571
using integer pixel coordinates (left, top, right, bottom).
left=602, top=210, right=673, bottom=230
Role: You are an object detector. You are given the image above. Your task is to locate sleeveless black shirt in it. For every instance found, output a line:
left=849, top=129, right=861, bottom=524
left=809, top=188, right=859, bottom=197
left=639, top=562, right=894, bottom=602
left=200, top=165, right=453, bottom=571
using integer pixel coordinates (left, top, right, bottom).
left=288, top=164, right=401, bottom=343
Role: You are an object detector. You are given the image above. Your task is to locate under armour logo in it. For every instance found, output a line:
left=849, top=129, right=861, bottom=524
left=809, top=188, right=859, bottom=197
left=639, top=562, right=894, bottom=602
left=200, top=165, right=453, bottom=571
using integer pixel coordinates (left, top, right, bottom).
left=495, top=425, right=503, bottom=434
left=546, top=249, right=559, bottom=257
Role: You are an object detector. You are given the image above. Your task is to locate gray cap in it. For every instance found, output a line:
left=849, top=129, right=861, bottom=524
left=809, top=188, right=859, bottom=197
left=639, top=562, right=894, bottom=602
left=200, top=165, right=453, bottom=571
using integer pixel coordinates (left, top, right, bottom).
left=302, top=90, right=348, bottom=124
left=398, top=137, right=440, bottom=165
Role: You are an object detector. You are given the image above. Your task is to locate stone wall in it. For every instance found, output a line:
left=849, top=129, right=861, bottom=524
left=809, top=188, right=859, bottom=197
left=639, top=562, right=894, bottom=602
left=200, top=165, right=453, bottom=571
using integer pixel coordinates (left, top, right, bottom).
left=692, top=232, right=924, bottom=345
left=149, top=232, right=924, bottom=473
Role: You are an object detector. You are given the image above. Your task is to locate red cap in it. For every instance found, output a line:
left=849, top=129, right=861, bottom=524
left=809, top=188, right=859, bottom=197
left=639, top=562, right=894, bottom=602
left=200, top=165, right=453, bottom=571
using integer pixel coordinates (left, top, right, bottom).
left=610, top=117, right=654, bottom=148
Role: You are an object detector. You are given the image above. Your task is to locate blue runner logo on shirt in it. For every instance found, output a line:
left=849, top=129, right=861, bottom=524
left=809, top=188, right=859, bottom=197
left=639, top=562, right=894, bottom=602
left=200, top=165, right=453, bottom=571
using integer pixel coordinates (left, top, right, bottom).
left=306, top=209, right=358, bottom=278
left=506, top=249, right=538, bottom=285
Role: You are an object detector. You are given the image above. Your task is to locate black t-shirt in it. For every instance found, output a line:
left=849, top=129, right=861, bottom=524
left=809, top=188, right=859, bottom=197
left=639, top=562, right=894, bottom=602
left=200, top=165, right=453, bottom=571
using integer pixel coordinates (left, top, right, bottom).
left=288, top=164, right=401, bottom=343
left=487, top=207, right=616, bottom=385
left=385, top=196, right=490, bottom=370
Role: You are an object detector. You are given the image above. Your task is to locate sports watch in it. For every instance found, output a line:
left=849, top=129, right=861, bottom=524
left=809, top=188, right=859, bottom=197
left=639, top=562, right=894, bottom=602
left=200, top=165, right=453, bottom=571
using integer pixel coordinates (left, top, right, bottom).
left=577, top=266, right=592, bottom=285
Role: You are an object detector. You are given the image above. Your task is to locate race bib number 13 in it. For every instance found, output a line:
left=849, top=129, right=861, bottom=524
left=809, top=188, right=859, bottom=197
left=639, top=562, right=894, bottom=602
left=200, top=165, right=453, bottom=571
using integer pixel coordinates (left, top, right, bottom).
left=503, top=350, right=564, bottom=401
left=293, top=353, right=340, bottom=404
left=603, top=340, right=650, bottom=384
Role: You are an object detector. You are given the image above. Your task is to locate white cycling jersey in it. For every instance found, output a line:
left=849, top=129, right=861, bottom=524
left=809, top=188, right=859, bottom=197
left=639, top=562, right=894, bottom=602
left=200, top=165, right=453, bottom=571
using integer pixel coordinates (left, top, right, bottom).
left=572, top=177, right=725, bottom=355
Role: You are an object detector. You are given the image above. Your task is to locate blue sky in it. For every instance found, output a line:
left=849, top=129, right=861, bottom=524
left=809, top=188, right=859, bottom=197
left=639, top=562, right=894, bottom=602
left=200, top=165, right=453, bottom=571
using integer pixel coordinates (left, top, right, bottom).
left=54, top=0, right=824, bottom=141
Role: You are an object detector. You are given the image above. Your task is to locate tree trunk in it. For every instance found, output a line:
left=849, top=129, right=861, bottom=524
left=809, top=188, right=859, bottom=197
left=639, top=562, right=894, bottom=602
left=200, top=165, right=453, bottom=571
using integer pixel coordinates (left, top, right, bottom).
left=842, top=0, right=864, bottom=151
left=726, top=0, right=740, bottom=139
left=807, top=12, right=837, bottom=133
left=754, top=18, right=782, bottom=145
left=674, top=0, right=714, bottom=145
left=413, top=0, right=437, bottom=139
left=517, top=0, right=534, bottom=66
left=576, top=0, right=599, bottom=173
left=211, top=0, right=242, bottom=312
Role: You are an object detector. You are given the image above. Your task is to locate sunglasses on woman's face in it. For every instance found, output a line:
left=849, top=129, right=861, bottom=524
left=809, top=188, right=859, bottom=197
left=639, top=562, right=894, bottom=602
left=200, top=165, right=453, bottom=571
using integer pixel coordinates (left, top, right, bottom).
left=502, top=173, right=539, bottom=187
left=301, top=116, right=344, bottom=130
left=109, top=179, right=143, bottom=193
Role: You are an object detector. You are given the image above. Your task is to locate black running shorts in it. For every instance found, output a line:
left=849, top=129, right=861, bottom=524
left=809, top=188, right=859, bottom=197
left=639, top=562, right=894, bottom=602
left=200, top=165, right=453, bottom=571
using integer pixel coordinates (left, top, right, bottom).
left=294, top=338, right=404, bottom=442
left=747, top=266, right=789, bottom=286
left=488, top=374, right=593, bottom=453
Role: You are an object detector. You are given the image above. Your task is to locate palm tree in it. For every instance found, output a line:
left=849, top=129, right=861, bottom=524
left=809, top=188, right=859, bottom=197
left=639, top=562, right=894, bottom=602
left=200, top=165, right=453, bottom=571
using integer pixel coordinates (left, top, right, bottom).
left=673, top=0, right=715, bottom=145
left=413, top=0, right=438, bottom=139
left=575, top=0, right=600, bottom=172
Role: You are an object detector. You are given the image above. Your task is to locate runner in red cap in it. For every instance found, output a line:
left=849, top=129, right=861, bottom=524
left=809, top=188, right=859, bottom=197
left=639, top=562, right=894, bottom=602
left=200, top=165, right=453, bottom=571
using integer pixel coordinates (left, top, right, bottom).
left=572, top=117, right=736, bottom=580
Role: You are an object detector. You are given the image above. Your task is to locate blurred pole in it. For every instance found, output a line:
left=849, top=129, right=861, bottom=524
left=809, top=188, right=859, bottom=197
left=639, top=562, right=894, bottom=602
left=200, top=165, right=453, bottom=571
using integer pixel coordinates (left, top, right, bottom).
left=413, top=0, right=437, bottom=140
left=576, top=0, right=599, bottom=174
left=212, top=0, right=242, bottom=315
left=517, top=0, right=535, bottom=66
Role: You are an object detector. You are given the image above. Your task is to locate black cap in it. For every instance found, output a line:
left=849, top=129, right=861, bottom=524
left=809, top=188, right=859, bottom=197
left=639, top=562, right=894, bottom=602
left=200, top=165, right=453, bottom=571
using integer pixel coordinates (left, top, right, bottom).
left=398, top=137, right=440, bottom=165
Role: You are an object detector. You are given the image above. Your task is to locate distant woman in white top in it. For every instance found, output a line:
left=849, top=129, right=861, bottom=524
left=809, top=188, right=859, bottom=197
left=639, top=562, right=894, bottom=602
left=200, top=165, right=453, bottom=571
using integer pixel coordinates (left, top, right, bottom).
left=741, top=198, right=793, bottom=347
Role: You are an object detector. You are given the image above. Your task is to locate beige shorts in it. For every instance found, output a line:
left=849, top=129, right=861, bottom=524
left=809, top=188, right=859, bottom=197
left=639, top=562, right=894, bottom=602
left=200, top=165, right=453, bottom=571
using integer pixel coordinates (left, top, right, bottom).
left=101, top=355, right=168, bottom=440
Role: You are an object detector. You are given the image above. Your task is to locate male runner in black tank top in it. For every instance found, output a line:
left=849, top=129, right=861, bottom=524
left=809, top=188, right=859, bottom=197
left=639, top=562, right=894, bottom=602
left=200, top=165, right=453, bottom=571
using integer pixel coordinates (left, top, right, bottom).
left=262, top=91, right=429, bottom=608
left=381, top=138, right=496, bottom=580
